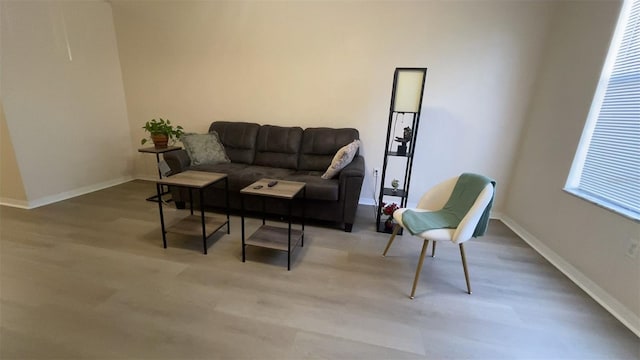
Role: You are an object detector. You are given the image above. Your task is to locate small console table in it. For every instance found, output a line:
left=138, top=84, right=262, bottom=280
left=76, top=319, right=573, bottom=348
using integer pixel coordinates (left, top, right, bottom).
left=240, top=179, right=306, bottom=270
left=138, top=145, right=182, bottom=203
left=156, top=171, right=229, bottom=254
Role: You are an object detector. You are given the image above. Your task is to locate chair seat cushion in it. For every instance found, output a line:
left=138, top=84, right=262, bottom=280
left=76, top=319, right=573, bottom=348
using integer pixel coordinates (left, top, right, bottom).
left=393, top=208, right=455, bottom=242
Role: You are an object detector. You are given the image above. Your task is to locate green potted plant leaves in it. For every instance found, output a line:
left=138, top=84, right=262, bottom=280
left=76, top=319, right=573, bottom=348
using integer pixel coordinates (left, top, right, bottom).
left=141, top=118, right=184, bottom=149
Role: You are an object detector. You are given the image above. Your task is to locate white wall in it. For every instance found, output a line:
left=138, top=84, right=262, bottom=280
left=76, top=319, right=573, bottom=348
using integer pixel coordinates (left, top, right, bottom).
left=0, top=100, right=28, bottom=207
left=505, top=1, right=640, bottom=333
left=1, top=1, right=133, bottom=207
left=111, top=1, right=556, bottom=211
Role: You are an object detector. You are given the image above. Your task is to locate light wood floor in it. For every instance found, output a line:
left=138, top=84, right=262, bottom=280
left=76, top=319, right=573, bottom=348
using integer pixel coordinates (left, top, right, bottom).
left=1, top=180, right=638, bottom=359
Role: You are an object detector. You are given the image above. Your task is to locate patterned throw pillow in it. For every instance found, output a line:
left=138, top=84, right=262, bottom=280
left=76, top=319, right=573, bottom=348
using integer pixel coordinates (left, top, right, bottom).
left=180, top=132, right=230, bottom=166
left=321, top=140, right=361, bottom=179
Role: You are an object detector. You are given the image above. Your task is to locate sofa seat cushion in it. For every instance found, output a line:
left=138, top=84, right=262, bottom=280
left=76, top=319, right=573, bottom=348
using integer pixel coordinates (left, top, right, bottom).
left=284, top=171, right=339, bottom=201
left=228, top=165, right=296, bottom=192
left=189, top=162, right=249, bottom=175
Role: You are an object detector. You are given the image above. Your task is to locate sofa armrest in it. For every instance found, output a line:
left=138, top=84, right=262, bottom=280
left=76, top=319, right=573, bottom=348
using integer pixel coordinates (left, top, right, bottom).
left=339, top=156, right=365, bottom=231
left=163, top=149, right=191, bottom=174
left=339, top=155, right=365, bottom=180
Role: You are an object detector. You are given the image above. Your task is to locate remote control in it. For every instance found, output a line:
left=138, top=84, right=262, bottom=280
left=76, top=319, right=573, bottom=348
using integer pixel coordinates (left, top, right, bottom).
left=268, top=180, right=278, bottom=187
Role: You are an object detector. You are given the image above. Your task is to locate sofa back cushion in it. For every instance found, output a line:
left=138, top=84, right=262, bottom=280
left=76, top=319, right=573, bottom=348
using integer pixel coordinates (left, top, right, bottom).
left=299, top=128, right=360, bottom=171
left=253, top=125, right=303, bottom=170
left=209, top=121, right=260, bottom=164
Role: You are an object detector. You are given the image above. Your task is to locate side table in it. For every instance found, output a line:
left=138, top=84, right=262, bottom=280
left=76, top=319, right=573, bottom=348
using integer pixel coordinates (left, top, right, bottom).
left=138, top=145, right=182, bottom=203
left=156, top=171, right=229, bottom=254
left=240, top=179, right=306, bottom=270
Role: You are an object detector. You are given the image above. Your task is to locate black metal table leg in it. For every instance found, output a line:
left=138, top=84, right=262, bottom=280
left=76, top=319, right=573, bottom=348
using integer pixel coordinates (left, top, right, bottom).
left=157, top=183, right=167, bottom=248
left=145, top=186, right=172, bottom=203
left=145, top=153, right=173, bottom=203
left=301, top=187, right=306, bottom=247
left=262, top=196, right=266, bottom=225
left=225, top=178, right=230, bottom=234
left=288, top=198, right=292, bottom=271
left=200, top=189, right=207, bottom=254
left=241, top=193, right=246, bottom=262
left=189, top=188, right=193, bottom=215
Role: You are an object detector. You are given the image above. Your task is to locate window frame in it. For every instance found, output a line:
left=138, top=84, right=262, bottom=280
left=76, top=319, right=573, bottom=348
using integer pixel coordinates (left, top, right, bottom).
left=565, top=0, right=640, bottom=222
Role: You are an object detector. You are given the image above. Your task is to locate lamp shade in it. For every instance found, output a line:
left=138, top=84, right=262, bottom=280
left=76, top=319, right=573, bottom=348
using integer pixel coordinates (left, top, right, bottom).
left=392, top=69, right=426, bottom=113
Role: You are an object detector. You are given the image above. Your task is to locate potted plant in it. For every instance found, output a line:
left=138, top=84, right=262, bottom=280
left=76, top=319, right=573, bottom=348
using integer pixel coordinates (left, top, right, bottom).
left=381, top=202, right=399, bottom=231
left=141, top=118, right=184, bottom=149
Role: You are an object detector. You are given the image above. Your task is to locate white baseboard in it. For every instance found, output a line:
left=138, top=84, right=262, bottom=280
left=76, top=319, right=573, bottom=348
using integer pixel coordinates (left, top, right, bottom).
left=497, top=213, right=640, bottom=338
left=3, top=176, right=134, bottom=209
left=135, top=175, right=158, bottom=182
left=359, top=197, right=375, bottom=206
left=0, top=197, right=30, bottom=209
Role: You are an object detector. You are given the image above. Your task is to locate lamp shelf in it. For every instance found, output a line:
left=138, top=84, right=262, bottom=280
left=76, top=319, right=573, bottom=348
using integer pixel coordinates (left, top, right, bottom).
left=382, top=188, right=407, bottom=197
left=376, top=67, right=427, bottom=233
left=387, top=151, right=413, bottom=157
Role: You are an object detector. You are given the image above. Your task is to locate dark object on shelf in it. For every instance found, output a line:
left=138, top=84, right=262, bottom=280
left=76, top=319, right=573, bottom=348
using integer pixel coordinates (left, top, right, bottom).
left=384, top=219, right=394, bottom=231
left=396, top=143, right=407, bottom=156
left=268, top=180, right=278, bottom=187
left=376, top=68, right=427, bottom=233
left=394, top=126, right=413, bottom=155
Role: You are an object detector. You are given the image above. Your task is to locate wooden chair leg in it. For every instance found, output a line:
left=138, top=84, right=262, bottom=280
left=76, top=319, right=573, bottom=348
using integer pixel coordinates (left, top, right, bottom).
left=382, top=224, right=401, bottom=257
left=410, top=239, right=430, bottom=299
left=431, top=241, right=436, bottom=257
left=459, top=243, right=472, bottom=294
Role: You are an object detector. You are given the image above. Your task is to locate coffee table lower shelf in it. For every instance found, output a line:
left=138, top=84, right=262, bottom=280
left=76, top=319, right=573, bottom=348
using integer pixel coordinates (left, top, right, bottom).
left=167, top=214, right=228, bottom=238
left=245, top=225, right=303, bottom=251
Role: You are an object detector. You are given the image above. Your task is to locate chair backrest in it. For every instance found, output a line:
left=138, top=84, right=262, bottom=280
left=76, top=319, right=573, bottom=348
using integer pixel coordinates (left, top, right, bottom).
left=417, top=176, right=458, bottom=210
left=416, top=175, right=494, bottom=244
left=453, top=184, right=493, bottom=243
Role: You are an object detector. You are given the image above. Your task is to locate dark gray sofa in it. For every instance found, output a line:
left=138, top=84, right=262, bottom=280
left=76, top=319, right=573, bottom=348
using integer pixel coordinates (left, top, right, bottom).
left=163, top=121, right=365, bottom=232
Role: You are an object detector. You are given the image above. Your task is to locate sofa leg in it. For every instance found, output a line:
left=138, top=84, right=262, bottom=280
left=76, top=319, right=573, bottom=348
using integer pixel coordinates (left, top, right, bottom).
left=344, top=223, right=353, bottom=232
left=175, top=201, right=186, bottom=210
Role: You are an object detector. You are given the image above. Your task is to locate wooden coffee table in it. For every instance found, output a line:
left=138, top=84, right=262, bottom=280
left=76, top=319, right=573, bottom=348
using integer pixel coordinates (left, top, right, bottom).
left=240, top=179, right=306, bottom=270
left=156, top=171, right=229, bottom=254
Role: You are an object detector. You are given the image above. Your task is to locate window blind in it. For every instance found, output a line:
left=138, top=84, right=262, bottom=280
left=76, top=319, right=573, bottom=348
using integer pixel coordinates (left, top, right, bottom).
left=568, top=0, right=640, bottom=218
